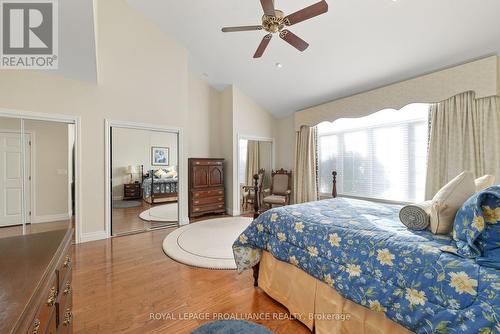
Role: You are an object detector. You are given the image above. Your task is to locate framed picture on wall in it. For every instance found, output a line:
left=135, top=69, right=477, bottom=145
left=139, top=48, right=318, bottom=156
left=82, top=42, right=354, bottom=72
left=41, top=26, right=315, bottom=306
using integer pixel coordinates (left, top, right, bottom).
left=151, top=147, right=169, bottom=166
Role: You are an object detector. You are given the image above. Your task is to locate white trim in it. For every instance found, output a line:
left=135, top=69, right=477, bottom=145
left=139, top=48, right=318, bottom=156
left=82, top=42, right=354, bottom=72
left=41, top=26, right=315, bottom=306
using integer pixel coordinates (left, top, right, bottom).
left=105, top=119, right=187, bottom=237
left=31, top=213, right=71, bottom=224
left=80, top=230, right=107, bottom=243
left=0, top=108, right=82, bottom=243
left=234, top=133, right=275, bottom=217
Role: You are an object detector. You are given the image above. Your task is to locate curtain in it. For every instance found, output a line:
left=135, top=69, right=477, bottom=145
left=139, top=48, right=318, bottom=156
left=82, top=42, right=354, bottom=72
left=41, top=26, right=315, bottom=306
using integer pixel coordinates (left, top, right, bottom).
left=425, top=92, right=500, bottom=199
left=245, top=140, right=260, bottom=186
left=294, top=126, right=318, bottom=203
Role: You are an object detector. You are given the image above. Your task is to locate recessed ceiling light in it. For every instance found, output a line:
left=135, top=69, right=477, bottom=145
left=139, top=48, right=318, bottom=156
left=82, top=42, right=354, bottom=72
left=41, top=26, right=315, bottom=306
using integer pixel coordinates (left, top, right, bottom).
left=275, top=62, right=283, bottom=68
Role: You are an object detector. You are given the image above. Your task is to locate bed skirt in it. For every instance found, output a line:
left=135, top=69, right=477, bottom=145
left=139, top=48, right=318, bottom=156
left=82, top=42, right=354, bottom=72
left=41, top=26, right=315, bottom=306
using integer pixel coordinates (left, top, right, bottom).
left=258, top=251, right=413, bottom=334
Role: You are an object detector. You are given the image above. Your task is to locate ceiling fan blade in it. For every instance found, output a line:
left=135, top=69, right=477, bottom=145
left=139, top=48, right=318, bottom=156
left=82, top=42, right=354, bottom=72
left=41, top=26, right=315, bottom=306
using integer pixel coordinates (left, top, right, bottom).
left=221, top=25, right=263, bottom=32
left=279, top=30, right=309, bottom=51
left=254, top=34, right=272, bottom=58
left=260, top=0, right=276, bottom=16
left=284, top=0, right=328, bottom=26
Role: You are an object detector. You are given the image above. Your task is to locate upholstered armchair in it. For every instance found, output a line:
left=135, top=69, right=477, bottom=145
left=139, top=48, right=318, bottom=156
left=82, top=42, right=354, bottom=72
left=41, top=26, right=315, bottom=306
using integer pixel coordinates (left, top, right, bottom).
left=242, top=169, right=265, bottom=211
left=262, top=169, right=292, bottom=209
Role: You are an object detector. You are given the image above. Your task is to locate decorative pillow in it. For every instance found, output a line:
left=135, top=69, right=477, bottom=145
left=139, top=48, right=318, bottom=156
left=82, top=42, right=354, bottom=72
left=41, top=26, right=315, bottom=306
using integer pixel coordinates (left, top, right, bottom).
left=165, top=170, right=177, bottom=178
left=430, top=171, right=476, bottom=234
left=474, top=175, right=495, bottom=192
left=166, top=165, right=177, bottom=173
left=452, top=185, right=500, bottom=269
left=399, top=201, right=432, bottom=230
left=154, top=168, right=167, bottom=178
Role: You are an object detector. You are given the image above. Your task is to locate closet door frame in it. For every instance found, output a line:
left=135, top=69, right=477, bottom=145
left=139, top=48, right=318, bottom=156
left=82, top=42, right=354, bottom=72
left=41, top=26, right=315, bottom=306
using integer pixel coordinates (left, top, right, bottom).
left=104, top=119, right=185, bottom=239
left=0, top=108, right=82, bottom=243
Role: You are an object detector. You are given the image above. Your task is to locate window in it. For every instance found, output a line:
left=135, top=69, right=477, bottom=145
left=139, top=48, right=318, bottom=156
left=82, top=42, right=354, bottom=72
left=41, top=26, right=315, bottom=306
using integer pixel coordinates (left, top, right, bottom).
left=318, top=104, right=430, bottom=203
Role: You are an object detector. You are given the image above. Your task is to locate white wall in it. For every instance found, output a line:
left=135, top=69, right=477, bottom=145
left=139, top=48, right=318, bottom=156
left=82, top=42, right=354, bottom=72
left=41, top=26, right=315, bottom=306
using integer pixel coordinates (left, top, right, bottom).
left=274, top=114, right=295, bottom=172
left=111, top=128, right=178, bottom=199
left=187, top=72, right=223, bottom=158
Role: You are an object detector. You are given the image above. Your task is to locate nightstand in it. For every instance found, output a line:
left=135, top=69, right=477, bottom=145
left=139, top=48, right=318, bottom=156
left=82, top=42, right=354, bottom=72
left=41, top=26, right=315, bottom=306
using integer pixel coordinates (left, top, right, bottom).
left=124, top=183, right=141, bottom=200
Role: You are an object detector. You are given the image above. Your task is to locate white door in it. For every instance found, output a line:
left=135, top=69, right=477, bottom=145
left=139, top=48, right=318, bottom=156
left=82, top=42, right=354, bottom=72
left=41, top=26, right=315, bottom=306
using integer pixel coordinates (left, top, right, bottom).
left=0, top=132, right=31, bottom=227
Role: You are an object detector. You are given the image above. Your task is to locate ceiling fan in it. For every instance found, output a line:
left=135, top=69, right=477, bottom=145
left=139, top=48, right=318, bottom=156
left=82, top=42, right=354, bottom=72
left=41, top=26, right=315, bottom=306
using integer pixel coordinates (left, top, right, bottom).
left=221, top=0, right=329, bottom=58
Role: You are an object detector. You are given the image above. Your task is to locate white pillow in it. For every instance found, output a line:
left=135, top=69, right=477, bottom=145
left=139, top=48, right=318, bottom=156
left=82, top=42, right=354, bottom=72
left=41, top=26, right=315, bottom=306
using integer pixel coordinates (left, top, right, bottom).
left=474, top=175, right=495, bottom=192
left=430, top=171, right=476, bottom=235
left=154, top=168, right=167, bottom=178
left=165, top=170, right=177, bottom=178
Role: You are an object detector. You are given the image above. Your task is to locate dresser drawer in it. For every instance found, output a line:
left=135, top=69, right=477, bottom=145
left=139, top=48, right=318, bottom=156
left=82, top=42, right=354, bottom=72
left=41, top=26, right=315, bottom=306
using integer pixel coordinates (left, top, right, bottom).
left=56, top=249, right=72, bottom=292
left=192, top=195, right=224, bottom=206
left=192, top=203, right=225, bottom=214
left=192, top=160, right=223, bottom=166
left=124, top=183, right=140, bottom=189
left=57, top=272, right=72, bottom=327
left=28, top=273, right=58, bottom=334
left=58, top=302, right=73, bottom=334
left=192, top=189, right=224, bottom=199
left=125, top=189, right=140, bottom=196
left=46, top=310, right=57, bottom=334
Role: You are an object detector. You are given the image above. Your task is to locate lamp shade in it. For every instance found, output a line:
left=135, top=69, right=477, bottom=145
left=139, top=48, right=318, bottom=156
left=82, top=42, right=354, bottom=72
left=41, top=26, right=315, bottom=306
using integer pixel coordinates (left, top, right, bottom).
left=127, top=165, right=139, bottom=174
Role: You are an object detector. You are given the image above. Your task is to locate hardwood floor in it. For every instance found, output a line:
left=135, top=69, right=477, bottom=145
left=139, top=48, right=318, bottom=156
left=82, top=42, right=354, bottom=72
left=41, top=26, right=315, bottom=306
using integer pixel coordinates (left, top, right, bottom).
left=112, top=201, right=178, bottom=235
left=72, top=227, right=311, bottom=334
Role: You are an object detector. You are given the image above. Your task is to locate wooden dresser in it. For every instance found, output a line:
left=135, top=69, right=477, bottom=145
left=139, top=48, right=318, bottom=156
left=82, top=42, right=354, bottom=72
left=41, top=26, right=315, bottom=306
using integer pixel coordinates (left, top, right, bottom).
left=188, top=158, right=225, bottom=218
left=123, top=183, right=141, bottom=200
left=0, top=228, right=73, bottom=334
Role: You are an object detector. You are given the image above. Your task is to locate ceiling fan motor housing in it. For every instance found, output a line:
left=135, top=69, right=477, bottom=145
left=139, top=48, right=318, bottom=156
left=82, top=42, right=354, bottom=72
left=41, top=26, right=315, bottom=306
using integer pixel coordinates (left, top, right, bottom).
left=262, top=9, right=286, bottom=33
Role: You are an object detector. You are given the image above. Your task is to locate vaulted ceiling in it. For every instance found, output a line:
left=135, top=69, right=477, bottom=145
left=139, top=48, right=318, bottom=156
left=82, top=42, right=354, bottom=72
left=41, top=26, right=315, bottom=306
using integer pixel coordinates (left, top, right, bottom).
left=128, top=0, right=500, bottom=117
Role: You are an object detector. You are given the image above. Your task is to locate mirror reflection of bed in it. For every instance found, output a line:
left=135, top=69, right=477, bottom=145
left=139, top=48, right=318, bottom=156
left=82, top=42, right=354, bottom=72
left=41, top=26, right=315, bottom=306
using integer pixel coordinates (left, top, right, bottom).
left=238, top=138, right=273, bottom=214
left=111, top=127, right=179, bottom=236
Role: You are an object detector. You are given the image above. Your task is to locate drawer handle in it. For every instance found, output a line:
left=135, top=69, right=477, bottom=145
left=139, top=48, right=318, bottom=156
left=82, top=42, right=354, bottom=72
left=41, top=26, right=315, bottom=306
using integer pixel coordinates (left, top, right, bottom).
left=194, top=208, right=200, bottom=212
left=63, top=309, right=73, bottom=326
left=194, top=201, right=199, bottom=204
left=47, top=286, right=57, bottom=306
left=63, top=255, right=71, bottom=268
left=218, top=197, right=223, bottom=201
left=32, top=319, right=40, bottom=334
left=64, top=281, right=72, bottom=295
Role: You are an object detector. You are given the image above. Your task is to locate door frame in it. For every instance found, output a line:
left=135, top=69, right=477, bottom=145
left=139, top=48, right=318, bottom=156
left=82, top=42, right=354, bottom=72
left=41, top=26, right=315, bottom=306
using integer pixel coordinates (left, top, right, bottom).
left=0, top=109, right=82, bottom=243
left=104, top=119, right=185, bottom=238
left=234, top=133, right=275, bottom=216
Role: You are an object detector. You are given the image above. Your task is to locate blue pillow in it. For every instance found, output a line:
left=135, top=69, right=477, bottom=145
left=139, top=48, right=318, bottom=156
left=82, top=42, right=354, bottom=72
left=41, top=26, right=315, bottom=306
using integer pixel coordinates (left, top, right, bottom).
left=452, top=185, right=500, bottom=269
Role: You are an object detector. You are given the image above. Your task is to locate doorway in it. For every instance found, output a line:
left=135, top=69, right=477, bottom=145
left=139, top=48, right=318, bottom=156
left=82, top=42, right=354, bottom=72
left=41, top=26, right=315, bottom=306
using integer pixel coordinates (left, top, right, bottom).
left=0, top=113, right=79, bottom=241
left=237, top=136, right=274, bottom=215
left=107, top=122, right=181, bottom=236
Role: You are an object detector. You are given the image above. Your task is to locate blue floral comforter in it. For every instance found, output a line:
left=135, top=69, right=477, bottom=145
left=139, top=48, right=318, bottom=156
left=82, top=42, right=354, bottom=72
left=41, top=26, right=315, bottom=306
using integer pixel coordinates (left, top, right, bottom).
left=233, top=198, right=499, bottom=333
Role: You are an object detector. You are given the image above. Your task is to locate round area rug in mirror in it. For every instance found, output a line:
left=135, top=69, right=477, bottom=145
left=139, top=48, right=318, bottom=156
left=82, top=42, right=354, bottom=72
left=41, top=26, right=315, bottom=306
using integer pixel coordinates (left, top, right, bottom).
left=162, top=217, right=252, bottom=269
left=191, top=320, right=273, bottom=334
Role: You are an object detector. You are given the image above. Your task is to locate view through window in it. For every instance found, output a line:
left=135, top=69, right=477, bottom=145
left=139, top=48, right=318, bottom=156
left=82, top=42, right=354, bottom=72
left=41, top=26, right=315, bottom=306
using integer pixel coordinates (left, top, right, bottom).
left=317, top=104, right=430, bottom=203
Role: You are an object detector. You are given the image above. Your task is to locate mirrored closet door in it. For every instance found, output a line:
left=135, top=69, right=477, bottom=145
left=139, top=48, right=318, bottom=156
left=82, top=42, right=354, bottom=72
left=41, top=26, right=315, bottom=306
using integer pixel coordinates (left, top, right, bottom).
left=238, top=138, right=273, bottom=214
left=110, top=126, right=179, bottom=236
left=0, top=116, right=75, bottom=240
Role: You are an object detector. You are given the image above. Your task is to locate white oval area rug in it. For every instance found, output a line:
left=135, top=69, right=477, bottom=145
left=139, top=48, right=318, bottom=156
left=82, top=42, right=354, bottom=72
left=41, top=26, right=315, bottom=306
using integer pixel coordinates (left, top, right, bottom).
left=139, top=203, right=178, bottom=222
left=162, top=217, right=252, bottom=270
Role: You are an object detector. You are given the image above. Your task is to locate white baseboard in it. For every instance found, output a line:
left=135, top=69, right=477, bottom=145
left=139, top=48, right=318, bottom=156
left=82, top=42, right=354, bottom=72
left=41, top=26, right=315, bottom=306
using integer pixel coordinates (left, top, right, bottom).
left=31, top=213, right=71, bottom=224
left=80, top=230, right=108, bottom=243
left=112, top=196, right=123, bottom=201
left=226, top=208, right=239, bottom=216
left=179, top=216, right=190, bottom=225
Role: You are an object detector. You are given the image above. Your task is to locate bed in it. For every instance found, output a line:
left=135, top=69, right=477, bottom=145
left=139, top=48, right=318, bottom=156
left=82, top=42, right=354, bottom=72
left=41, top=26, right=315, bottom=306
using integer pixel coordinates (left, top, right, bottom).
left=141, top=168, right=178, bottom=204
left=233, top=184, right=499, bottom=333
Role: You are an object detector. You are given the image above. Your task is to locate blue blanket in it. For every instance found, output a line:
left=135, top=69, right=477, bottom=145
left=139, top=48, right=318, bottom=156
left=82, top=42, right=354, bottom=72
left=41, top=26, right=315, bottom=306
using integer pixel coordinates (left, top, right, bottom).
left=233, top=198, right=499, bottom=333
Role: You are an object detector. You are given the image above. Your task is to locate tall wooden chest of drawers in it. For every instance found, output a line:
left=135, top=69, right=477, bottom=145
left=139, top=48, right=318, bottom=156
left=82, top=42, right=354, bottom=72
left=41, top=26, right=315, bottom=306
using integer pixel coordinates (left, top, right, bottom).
left=188, top=158, right=225, bottom=218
